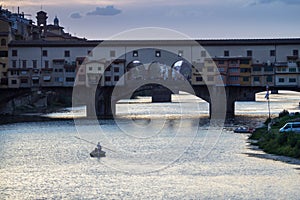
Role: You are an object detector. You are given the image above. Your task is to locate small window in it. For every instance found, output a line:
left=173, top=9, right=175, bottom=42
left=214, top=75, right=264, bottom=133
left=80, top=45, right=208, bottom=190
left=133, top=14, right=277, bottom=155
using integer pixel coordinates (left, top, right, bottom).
left=11, top=80, right=17, bottom=84
left=289, top=78, right=296, bottom=83
left=12, top=60, right=17, bottom=68
left=88, top=50, right=93, bottom=57
left=243, top=77, right=249, bottom=82
left=293, top=49, right=298, bottom=56
left=155, top=50, right=161, bottom=57
left=32, top=60, right=37, bottom=68
left=278, top=78, right=285, bottom=83
left=270, top=50, right=276, bottom=57
left=98, top=67, right=102, bottom=71
left=201, top=50, right=206, bottom=57
left=89, top=67, right=92, bottom=71
left=105, top=76, right=111, bottom=82
left=20, top=79, right=28, bottom=84
left=42, top=50, right=48, bottom=57
left=66, top=77, right=75, bottom=82
left=114, top=76, right=119, bottom=82
left=196, top=77, right=203, bottom=82
left=133, top=50, right=138, bottom=57
left=247, top=50, right=252, bottom=57
left=253, top=77, right=260, bottom=82
left=266, top=76, right=273, bottom=82
left=1, top=39, right=6, bottom=46
left=45, top=60, right=49, bottom=68
left=0, top=50, right=8, bottom=57
left=114, top=67, right=119, bottom=73
left=64, top=50, right=70, bottom=57
left=224, top=50, right=229, bottom=57
left=12, top=50, right=17, bottom=57
left=22, top=60, right=27, bottom=68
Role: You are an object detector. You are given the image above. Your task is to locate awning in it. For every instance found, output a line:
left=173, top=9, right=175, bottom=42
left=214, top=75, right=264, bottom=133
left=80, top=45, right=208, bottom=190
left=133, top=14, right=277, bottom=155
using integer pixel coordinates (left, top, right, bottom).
left=43, top=76, right=51, bottom=81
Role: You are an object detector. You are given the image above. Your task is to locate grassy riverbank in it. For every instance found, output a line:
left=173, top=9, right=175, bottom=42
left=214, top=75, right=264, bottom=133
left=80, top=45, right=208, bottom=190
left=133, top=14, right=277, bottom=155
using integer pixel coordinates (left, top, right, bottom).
left=249, top=111, right=300, bottom=159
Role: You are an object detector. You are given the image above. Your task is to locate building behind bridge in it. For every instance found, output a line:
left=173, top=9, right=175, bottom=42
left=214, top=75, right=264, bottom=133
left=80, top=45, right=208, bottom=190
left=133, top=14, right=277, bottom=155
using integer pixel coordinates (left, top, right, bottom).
left=1, top=7, right=300, bottom=89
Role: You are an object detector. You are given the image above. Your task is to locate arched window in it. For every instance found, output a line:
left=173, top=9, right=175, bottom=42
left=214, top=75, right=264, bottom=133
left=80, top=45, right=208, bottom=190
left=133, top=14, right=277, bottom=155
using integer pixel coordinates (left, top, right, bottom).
left=1, top=39, right=6, bottom=46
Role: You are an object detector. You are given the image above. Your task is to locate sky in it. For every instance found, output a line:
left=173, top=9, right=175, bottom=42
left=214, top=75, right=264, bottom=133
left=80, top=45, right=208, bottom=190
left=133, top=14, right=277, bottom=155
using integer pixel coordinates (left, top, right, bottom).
left=2, top=0, right=300, bottom=40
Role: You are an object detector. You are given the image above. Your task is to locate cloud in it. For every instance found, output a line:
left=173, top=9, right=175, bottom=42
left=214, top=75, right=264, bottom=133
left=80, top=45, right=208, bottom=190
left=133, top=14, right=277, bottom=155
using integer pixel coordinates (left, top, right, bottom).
left=86, top=5, right=121, bottom=16
left=70, top=12, right=83, bottom=19
left=249, top=0, right=300, bottom=6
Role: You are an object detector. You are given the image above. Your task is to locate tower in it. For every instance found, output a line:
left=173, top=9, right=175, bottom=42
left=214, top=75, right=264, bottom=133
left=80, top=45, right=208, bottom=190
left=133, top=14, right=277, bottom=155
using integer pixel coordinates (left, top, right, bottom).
left=54, top=16, right=59, bottom=26
left=36, top=10, right=48, bottom=37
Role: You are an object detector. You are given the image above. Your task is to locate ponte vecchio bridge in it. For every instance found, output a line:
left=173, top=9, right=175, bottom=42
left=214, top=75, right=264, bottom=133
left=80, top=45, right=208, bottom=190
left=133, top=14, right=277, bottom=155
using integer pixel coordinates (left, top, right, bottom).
left=6, top=39, right=300, bottom=118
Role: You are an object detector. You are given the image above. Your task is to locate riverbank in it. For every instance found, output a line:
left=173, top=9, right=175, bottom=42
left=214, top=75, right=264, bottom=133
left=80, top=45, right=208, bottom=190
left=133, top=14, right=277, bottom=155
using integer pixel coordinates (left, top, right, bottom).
left=249, top=110, right=300, bottom=159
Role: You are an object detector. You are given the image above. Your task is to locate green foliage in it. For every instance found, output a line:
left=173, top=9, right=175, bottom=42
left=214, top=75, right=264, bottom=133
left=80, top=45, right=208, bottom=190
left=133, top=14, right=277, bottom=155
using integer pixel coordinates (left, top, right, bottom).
left=249, top=110, right=300, bottom=159
left=279, top=109, right=289, bottom=118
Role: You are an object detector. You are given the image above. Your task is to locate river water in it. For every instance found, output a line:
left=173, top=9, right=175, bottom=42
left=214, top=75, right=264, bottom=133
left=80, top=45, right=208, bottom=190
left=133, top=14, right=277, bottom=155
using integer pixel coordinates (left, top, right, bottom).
left=0, top=91, right=299, bottom=199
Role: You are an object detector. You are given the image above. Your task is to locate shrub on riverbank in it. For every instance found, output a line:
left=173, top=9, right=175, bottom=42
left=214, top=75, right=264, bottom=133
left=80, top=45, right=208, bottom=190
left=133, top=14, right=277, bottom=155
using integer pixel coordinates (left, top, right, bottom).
left=249, top=111, right=300, bottom=159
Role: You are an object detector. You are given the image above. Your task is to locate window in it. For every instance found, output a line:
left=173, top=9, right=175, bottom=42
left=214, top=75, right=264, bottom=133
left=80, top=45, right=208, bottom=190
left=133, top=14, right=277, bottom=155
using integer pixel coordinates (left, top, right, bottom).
left=89, top=67, right=93, bottom=71
left=224, top=50, right=229, bottom=57
left=11, top=80, right=17, bottom=84
left=155, top=50, right=161, bottom=57
left=32, top=60, right=37, bottom=68
left=240, top=59, right=250, bottom=64
left=12, top=60, right=17, bottom=68
left=196, top=77, right=203, bottom=82
left=133, top=51, right=138, bottom=57
left=66, top=77, right=75, bottom=82
left=201, top=50, right=206, bottom=57
left=218, top=60, right=224, bottom=64
left=105, top=76, right=111, bottom=82
left=88, top=50, right=93, bottom=57
left=289, top=68, right=296, bottom=72
left=42, top=50, right=48, bottom=57
left=240, top=68, right=251, bottom=73
left=207, top=76, right=214, bottom=81
left=178, top=50, right=183, bottom=57
left=66, top=69, right=75, bottom=73
left=98, top=67, right=102, bottom=71
left=12, top=50, right=17, bottom=57
left=247, top=50, right=252, bottom=57
left=293, top=49, right=298, bottom=56
left=270, top=50, right=276, bottom=57
left=22, top=60, right=27, bottom=68
left=114, top=76, right=119, bottom=82
left=0, top=51, right=8, bottom=57
left=45, top=60, right=49, bottom=68
left=289, top=78, right=296, bottom=83
left=243, top=77, right=249, bottom=82
left=110, top=50, right=115, bottom=57
left=266, top=76, right=273, bottom=82
left=1, top=39, right=6, bottom=46
left=64, top=50, right=70, bottom=57
left=20, top=79, right=28, bottom=84
left=252, top=66, right=261, bottom=72
left=229, top=76, right=239, bottom=81
left=114, top=67, right=119, bottom=73
left=229, top=68, right=239, bottom=73
left=264, top=66, right=273, bottom=72
left=218, top=68, right=225, bottom=72
left=278, top=78, right=284, bottom=83
left=253, top=76, right=260, bottom=82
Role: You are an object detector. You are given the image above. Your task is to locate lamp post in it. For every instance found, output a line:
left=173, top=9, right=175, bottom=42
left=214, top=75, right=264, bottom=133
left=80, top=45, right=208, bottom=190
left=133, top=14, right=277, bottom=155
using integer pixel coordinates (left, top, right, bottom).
left=265, top=85, right=271, bottom=119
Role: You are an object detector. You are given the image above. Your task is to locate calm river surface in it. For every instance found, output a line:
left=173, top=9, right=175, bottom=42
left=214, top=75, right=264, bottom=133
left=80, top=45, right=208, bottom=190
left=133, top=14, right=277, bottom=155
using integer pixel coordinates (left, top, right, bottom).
left=0, top=91, right=299, bottom=199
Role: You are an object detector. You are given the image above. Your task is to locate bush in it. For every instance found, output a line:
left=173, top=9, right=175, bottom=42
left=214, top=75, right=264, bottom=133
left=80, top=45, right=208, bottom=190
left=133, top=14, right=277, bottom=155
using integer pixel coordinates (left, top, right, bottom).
left=279, top=109, right=289, bottom=118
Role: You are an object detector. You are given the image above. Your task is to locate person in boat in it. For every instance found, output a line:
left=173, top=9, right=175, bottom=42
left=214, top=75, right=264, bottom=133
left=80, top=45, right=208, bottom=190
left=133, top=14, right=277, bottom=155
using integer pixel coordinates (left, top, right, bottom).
left=97, top=142, right=102, bottom=151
